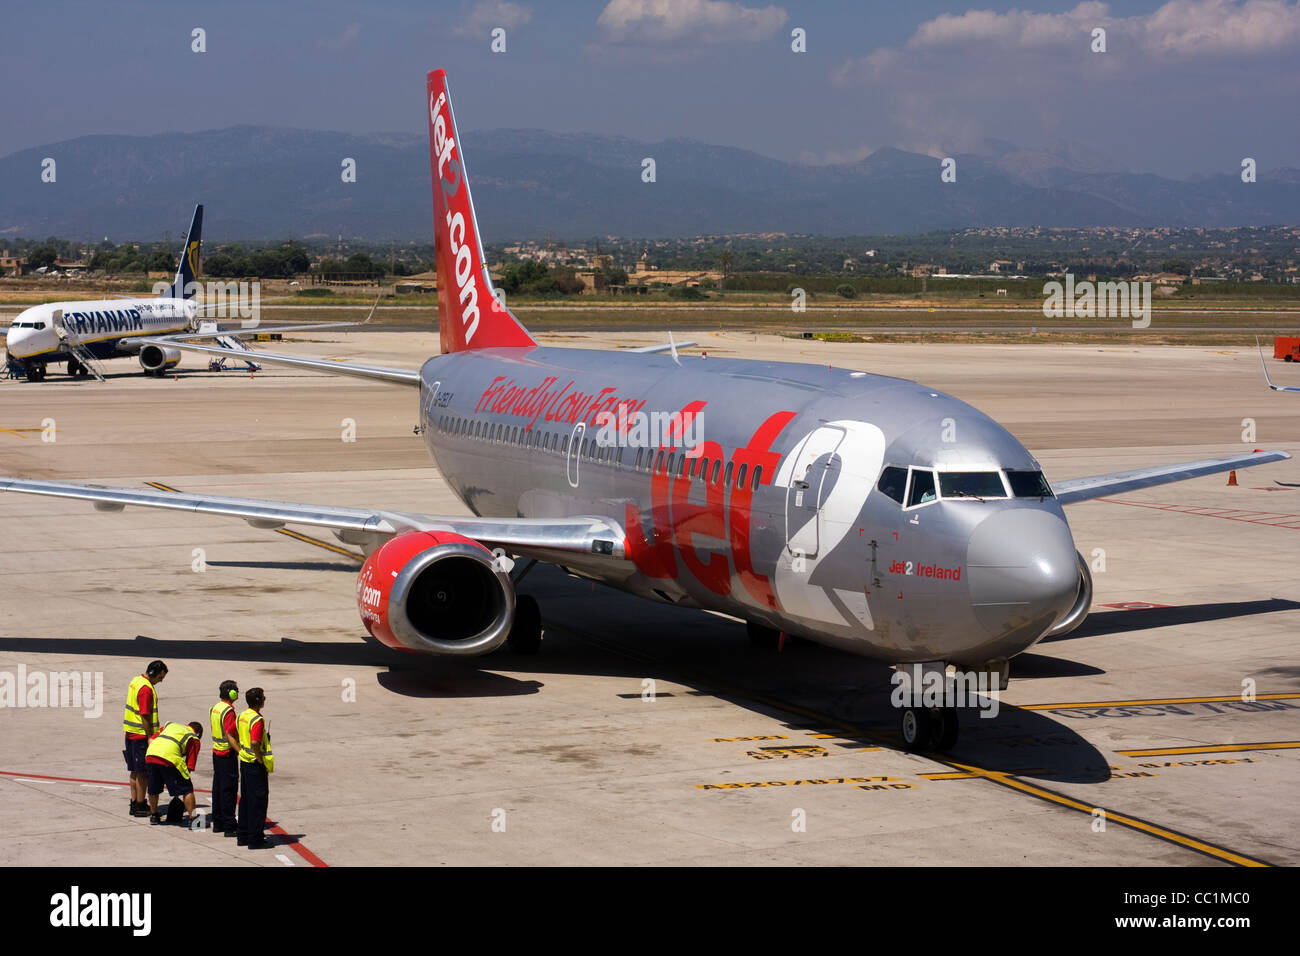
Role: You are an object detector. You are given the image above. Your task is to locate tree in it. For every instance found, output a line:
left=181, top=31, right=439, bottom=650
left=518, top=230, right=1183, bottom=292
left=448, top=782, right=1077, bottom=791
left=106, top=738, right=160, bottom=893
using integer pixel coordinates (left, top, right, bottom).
left=717, top=250, right=733, bottom=290
left=835, top=283, right=857, bottom=298
left=28, top=245, right=58, bottom=270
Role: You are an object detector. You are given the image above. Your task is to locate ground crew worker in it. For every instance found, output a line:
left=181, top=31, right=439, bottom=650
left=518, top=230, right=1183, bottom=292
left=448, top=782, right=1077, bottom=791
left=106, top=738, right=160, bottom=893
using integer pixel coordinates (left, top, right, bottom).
left=210, top=680, right=241, bottom=836
left=145, top=720, right=203, bottom=826
left=122, top=660, right=167, bottom=817
left=236, top=687, right=273, bottom=849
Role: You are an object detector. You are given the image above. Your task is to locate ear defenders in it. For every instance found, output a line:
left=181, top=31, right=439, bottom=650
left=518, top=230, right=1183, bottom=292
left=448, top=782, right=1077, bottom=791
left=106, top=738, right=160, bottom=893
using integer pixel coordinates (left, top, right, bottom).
left=228, top=688, right=239, bottom=701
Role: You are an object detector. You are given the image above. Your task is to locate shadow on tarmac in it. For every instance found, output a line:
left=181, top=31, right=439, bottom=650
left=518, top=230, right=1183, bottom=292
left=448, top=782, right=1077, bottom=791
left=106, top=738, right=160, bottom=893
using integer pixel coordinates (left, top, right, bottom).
left=9, top=569, right=1292, bottom=786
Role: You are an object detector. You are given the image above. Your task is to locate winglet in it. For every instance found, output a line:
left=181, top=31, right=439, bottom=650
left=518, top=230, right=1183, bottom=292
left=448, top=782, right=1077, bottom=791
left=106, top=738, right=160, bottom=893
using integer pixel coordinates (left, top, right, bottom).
left=1257, top=336, right=1300, bottom=392
left=427, top=70, right=535, bottom=354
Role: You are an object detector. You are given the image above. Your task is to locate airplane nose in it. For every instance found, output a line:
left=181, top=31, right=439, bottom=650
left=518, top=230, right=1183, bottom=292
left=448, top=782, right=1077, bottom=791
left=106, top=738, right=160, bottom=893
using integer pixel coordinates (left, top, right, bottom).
left=966, top=508, right=1078, bottom=642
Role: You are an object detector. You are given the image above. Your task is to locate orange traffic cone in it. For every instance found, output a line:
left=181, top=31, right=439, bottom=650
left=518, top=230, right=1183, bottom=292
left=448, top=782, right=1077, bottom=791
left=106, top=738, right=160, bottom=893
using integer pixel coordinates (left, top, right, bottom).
left=1227, top=470, right=1238, bottom=486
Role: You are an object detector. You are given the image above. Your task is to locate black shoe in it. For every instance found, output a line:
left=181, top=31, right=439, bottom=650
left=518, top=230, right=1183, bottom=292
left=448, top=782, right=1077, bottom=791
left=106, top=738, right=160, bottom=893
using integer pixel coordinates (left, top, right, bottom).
left=130, top=803, right=150, bottom=818
left=149, top=814, right=163, bottom=826
left=223, top=829, right=238, bottom=838
left=247, top=840, right=269, bottom=850
left=237, top=836, right=248, bottom=845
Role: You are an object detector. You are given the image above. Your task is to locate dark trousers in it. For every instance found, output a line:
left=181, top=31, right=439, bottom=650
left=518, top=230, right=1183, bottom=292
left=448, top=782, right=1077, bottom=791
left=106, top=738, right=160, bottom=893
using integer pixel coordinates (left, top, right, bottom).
left=238, top=762, right=269, bottom=844
left=211, top=752, right=238, bottom=830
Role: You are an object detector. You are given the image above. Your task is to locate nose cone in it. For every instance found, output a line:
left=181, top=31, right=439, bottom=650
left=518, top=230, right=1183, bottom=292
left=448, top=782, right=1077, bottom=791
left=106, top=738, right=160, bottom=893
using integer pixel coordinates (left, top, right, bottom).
left=6, top=325, right=29, bottom=355
left=967, top=508, right=1079, bottom=644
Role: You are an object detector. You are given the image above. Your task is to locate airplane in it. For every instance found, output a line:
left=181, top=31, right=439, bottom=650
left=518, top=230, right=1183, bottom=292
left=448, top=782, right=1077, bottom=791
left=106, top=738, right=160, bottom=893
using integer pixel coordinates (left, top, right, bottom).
left=3, top=206, right=208, bottom=380
left=0, top=69, right=1290, bottom=752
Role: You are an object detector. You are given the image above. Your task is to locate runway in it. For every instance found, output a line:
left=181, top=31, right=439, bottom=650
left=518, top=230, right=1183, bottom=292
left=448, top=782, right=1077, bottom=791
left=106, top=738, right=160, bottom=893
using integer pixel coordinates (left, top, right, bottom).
left=1, top=330, right=1297, bottom=865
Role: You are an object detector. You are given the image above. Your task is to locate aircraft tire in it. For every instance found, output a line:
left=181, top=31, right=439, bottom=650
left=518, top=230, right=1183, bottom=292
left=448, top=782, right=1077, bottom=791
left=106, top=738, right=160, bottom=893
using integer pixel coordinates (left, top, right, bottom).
left=746, top=621, right=781, bottom=649
left=930, top=706, right=959, bottom=751
left=507, top=594, right=542, bottom=654
left=900, top=707, right=931, bottom=752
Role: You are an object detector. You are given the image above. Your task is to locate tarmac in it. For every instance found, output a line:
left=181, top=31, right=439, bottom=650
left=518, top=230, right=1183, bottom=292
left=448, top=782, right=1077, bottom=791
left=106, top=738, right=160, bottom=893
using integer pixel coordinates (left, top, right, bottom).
left=1, top=329, right=1297, bottom=866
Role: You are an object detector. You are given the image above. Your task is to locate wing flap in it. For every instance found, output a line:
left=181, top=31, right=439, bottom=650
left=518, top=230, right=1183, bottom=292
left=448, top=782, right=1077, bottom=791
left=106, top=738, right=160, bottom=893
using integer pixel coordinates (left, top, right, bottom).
left=132, top=338, right=420, bottom=386
left=0, top=477, right=624, bottom=558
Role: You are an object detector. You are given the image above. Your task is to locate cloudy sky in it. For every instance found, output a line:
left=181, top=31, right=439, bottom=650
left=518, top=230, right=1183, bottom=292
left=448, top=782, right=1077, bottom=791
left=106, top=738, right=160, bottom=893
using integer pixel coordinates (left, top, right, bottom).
left=3, top=0, right=1298, bottom=177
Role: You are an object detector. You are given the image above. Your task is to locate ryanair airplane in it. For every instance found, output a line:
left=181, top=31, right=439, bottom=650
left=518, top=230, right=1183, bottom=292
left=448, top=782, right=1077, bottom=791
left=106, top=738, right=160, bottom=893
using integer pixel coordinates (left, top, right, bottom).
left=4, top=207, right=206, bottom=380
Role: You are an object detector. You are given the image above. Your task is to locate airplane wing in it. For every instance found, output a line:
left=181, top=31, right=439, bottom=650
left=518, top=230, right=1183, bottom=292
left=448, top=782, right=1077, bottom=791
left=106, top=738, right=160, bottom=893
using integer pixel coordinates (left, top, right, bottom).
left=1258, top=338, right=1300, bottom=393
left=626, top=340, right=697, bottom=354
left=1052, top=450, right=1290, bottom=505
left=0, top=477, right=626, bottom=560
left=132, top=337, right=420, bottom=386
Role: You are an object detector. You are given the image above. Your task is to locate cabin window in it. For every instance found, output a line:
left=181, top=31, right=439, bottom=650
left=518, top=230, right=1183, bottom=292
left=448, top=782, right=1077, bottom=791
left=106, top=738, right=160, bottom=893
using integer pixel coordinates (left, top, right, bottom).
left=876, top=466, right=907, bottom=504
left=736, top=463, right=748, bottom=488
left=723, top=462, right=734, bottom=487
left=907, top=469, right=937, bottom=507
left=1005, top=470, right=1053, bottom=498
left=751, top=465, right=762, bottom=490
left=938, top=472, right=1007, bottom=500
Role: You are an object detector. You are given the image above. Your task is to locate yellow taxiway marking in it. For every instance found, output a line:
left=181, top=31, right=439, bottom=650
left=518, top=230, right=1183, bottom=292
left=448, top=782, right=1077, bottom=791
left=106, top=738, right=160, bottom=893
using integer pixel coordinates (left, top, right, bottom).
left=942, top=758, right=1270, bottom=867
left=697, top=776, right=898, bottom=790
left=275, top=528, right=363, bottom=561
left=549, top=621, right=1281, bottom=866
left=1021, top=693, right=1300, bottom=711
left=1118, top=741, right=1300, bottom=757
left=145, top=481, right=362, bottom=561
left=0, top=426, right=52, bottom=439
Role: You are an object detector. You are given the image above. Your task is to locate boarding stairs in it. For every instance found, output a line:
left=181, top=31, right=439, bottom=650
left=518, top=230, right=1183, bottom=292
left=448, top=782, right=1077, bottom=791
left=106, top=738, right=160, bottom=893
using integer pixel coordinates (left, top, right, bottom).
left=51, top=310, right=107, bottom=382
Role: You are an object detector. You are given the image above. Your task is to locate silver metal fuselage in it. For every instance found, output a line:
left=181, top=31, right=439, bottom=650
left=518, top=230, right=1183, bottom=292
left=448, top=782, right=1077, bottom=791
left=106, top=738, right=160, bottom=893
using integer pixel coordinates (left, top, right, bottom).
left=416, top=346, right=1080, bottom=666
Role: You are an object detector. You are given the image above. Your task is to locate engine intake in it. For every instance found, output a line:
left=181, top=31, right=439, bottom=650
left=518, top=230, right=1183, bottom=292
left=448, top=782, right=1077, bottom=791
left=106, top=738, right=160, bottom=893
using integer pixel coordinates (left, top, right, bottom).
left=139, top=344, right=181, bottom=373
left=357, top=531, right=514, bottom=656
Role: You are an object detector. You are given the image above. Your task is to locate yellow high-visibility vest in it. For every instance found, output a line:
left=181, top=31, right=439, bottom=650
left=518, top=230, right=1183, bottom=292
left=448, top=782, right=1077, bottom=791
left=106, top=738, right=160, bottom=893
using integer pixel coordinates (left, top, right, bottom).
left=210, top=700, right=235, bottom=755
left=237, top=708, right=274, bottom=773
left=121, top=675, right=158, bottom=736
left=145, top=722, right=198, bottom=780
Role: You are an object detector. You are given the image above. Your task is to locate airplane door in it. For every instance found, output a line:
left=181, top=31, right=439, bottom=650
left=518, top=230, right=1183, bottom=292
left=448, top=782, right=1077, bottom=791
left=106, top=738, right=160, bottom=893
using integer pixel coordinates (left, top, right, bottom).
left=785, top=425, right=846, bottom=559
left=567, top=421, right=585, bottom=488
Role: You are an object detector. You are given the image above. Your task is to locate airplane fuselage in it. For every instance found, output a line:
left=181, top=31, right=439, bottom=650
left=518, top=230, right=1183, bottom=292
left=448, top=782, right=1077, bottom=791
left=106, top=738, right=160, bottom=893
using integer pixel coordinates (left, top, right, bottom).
left=6, top=298, right=193, bottom=366
left=417, top=346, right=1081, bottom=666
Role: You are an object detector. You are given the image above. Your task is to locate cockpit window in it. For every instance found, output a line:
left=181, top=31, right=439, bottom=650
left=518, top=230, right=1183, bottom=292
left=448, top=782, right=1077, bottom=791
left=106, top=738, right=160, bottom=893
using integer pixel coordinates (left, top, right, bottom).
left=907, top=469, right=937, bottom=507
left=1005, top=470, right=1054, bottom=498
left=939, top=472, right=1007, bottom=500
left=877, top=466, right=907, bottom=504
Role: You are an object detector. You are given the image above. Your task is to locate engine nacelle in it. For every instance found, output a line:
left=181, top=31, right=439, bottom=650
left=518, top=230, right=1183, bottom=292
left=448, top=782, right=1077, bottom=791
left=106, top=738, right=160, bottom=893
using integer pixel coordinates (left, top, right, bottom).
left=356, top=530, right=515, bottom=656
left=1044, top=550, right=1093, bottom=639
left=139, top=344, right=181, bottom=373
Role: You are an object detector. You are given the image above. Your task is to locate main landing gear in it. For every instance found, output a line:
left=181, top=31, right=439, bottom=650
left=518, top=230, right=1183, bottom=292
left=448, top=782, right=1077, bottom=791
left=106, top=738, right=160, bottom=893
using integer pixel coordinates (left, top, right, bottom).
left=899, top=705, right=959, bottom=753
left=507, top=594, right=542, bottom=654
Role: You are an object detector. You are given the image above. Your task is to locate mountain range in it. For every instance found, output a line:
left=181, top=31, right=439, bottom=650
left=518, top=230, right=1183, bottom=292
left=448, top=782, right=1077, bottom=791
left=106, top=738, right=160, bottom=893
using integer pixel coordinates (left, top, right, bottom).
left=2, top=127, right=1297, bottom=241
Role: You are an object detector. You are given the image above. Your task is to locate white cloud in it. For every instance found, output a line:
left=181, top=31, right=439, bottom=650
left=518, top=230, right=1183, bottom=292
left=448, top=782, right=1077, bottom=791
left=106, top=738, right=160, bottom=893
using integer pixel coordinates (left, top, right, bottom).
left=828, top=0, right=1300, bottom=177
left=454, top=1, right=532, bottom=37
left=597, top=0, right=788, bottom=45
left=318, top=22, right=362, bottom=51
left=1143, top=0, right=1300, bottom=56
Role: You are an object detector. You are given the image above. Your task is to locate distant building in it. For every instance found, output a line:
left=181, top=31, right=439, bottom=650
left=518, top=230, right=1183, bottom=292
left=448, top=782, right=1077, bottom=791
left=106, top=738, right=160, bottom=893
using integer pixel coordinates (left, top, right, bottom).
left=1, top=250, right=29, bottom=277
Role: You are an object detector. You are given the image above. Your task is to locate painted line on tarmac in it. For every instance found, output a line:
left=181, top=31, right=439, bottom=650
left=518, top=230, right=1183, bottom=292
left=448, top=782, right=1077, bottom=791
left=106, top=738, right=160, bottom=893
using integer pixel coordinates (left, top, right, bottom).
left=145, top=480, right=363, bottom=562
left=0, top=768, right=328, bottom=867
left=275, top=528, right=364, bottom=561
left=553, top=625, right=1275, bottom=867
left=1020, top=693, right=1300, bottom=711
left=1118, top=741, right=1300, bottom=757
left=1097, top=499, right=1300, bottom=530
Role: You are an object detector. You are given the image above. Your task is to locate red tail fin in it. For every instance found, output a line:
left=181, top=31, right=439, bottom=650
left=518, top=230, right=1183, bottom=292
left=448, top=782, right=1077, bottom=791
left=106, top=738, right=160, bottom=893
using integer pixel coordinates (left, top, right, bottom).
left=427, top=69, right=535, bottom=353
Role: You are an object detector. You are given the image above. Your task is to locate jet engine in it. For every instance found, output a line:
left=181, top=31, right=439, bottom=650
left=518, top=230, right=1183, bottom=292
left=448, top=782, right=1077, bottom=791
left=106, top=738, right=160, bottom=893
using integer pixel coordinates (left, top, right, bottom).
left=139, top=344, right=181, bottom=374
left=1044, top=551, right=1093, bottom=639
left=356, top=530, right=515, bottom=656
